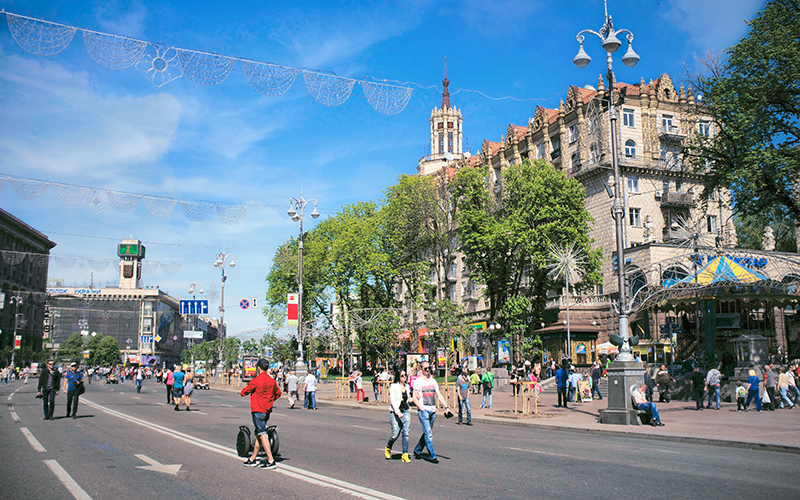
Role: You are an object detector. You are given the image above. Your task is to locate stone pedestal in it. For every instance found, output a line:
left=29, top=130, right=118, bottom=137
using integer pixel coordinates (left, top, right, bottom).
left=294, top=359, right=308, bottom=379
left=599, top=360, right=645, bottom=425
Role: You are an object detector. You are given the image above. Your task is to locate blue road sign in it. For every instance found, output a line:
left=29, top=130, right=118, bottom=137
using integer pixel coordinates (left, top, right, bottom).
left=180, top=300, right=209, bottom=315
left=239, top=299, right=250, bottom=310
left=139, top=335, right=154, bottom=344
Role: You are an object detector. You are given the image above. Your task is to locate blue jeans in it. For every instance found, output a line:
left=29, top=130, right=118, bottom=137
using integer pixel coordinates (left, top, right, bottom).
left=458, top=397, right=471, bottom=423
left=414, top=410, right=437, bottom=459
left=779, top=387, right=795, bottom=408
left=637, top=402, right=661, bottom=423
left=745, top=388, right=762, bottom=411
left=707, top=385, right=720, bottom=408
left=42, top=388, right=57, bottom=418
left=305, top=391, right=316, bottom=409
left=481, top=388, right=492, bottom=408
left=136, top=379, right=143, bottom=393
left=591, top=380, right=602, bottom=399
left=251, top=411, right=271, bottom=436
left=387, top=410, right=410, bottom=454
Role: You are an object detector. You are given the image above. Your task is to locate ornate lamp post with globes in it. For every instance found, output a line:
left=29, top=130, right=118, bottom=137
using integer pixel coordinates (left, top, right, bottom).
left=573, top=0, right=644, bottom=425
left=214, top=248, right=235, bottom=379
left=287, top=189, right=320, bottom=377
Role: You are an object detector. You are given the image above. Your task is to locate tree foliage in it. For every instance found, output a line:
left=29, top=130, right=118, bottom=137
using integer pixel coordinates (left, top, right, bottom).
left=452, top=159, right=601, bottom=367
left=685, top=0, right=800, bottom=226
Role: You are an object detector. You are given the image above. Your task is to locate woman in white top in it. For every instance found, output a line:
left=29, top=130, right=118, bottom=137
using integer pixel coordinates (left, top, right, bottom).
left=385, top=370, right=412, bottom=463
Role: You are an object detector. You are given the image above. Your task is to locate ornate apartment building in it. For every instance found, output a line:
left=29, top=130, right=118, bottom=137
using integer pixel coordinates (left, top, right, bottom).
left=402, top=71, right=733, bottom=364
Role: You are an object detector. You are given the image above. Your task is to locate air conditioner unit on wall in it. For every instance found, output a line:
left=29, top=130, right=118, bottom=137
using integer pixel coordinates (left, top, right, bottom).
left=655, top=190, right=662, bottom=199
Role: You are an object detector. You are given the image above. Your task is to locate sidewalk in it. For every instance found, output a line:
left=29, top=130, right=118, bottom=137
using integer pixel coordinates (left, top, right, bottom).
left=301, top=381, right=800, bottom=454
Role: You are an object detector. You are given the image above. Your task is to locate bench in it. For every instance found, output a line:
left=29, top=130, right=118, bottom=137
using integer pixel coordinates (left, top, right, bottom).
left=630, top=385, right=652, bottom=425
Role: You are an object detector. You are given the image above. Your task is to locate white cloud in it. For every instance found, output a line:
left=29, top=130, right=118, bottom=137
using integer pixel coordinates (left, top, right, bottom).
left=0, top=49, right=181, bottom=178
left=94, top=1, right=149, bottom=38
left=455, top=0, right=545, bottom=37
left=660, top=0, right=764, bottom=53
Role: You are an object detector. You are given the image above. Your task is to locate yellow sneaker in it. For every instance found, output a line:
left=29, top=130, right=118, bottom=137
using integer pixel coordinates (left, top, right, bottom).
left=401, top=453, right=411, bottom=463
left=385, top=447, right=391, bottom=459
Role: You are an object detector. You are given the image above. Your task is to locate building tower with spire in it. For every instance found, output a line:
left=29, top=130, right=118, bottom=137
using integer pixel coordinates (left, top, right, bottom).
left=417, top=57, right=466, bottom=176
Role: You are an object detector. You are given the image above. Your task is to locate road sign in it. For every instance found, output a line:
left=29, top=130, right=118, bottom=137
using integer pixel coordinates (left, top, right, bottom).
left=179, top=300, right=209, bottom=315
left=14, top=335, right=21, bottom=349
left=183, top=330, right=203, bottom=339
left=252, top=297, right=258, bottom=308
left=155, top=335, right=162, bottom=343
left=239, top=299, right=250, bottom=310
left=140, top=335, right=154, bottom=344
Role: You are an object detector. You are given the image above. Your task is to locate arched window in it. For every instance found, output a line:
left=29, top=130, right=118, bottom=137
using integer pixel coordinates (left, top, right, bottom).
left=625, top=139, right=636, bottom=158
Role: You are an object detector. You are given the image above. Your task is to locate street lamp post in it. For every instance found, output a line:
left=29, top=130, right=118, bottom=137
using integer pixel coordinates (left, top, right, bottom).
left=9, top=293, right=23, bottom=369
left=287, top=188, right=320, bottom=378
left=214, top=248, right=235, bottom=379
left=574, top=0, right=644, bottom=425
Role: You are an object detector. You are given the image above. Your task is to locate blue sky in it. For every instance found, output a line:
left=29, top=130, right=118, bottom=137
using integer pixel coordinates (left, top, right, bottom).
left=0, top=0, right=765, bottom=336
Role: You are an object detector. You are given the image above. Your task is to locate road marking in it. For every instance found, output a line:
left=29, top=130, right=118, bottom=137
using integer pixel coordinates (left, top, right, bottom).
left=193, top=411, right=208, bottom=415
left=21, top=427, right=47, bottom=452
left=82, top=399, right=406, bottom=500
left=155, top=402, right=166, bottom=406
left=133, top=397, right=141, bottom=400
left=10, top=411, right=20, bottom=422
left=8, top=405, right=13, bottom=410
left=351, top=425, right=381, bottom=431
left=134, top=454, right=182, bottom=475
left=44, top=459, right=93, bottom=500
left=508, top=447, right=562, bottom=457
left=220, top=404, right=234, bottom=408
left=272, top=412, right=288, bottom=417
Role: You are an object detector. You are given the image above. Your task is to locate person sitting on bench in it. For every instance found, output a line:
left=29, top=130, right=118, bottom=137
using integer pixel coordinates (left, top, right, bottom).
left=633, top=383, right=665, bottom=427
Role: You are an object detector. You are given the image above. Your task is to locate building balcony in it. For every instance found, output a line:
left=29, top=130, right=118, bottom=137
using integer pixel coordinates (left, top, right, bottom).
left=550, top=149, right=562, bottom=161
left=660, top=191, right=694, bottom=207
left=658, top=124, right=686, bottom=140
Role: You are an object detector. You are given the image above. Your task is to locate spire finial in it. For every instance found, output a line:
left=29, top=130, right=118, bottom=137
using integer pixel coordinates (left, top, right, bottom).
left=441, top=56, right=451, bottom=109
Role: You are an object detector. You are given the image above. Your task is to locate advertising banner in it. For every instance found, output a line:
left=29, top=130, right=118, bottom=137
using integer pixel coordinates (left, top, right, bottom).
left=287, top=293, right=298, bottom=326
left=436, top=348, right=446, bottom=368
left=497, top=339, right=510, bottom=364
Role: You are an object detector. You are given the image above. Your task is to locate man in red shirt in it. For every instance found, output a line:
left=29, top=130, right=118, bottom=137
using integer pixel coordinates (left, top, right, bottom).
left=240, top=359, right=282, bottom=469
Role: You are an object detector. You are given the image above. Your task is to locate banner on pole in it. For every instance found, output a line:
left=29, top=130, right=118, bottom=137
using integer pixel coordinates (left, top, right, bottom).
left=14, top=335, right=22, bottom=349
left=287, top=293, right=298, bottom=326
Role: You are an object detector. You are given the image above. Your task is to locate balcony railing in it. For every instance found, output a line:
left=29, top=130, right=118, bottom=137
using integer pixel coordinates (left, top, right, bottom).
left=660, top=191, right=694, bottom=207
left=545, top=294, right=612, bottom=309
left=658, top=124, right=686, bottom=140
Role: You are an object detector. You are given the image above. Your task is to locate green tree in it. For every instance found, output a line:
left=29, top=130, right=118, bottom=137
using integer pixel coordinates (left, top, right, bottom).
left=734, top=209, right=797, bottom=252
left=95, top=336, right=121, bottom=366
left=358, top=309, right=401, bottom=372
left=425, top=299, right=468, bottom=383
left=57, top=332, right=83, bottom=361
left=452, top=159, right=601, bottom=368
left=685, top=0, right=800, bottom=227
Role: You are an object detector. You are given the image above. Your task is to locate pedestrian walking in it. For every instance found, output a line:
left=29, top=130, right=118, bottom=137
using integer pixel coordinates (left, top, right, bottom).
left=37, top=360, right=61, bottom=420
left=469, top=371, right=480, bottom=395
left=303, top=370, right=317, bottom=410
left=456, top=370, right=472, bottom=425
left=590, top=363, right=603, bottom=400
left=285, top=370, right=299, bottom=408
left=164, top=367, right=174, bottom=404
left=411, top=361, right=451, bottom=463
left=62, top=362, right=83, bottom=419
left=172, top=366, right=185, bottom=411
left=355, top=371, right=365, bottom=402
left=385, top=370, right=411, bottom=462
left=764, top=364, right=777, bottom=411
left=643, top=364, right=654, bottom=402
left=744, top=369, right=762, bottom=411
left=22, top=366, right=30, bottom=385
left=480, top=369, right=494, bottom=409
left=183, top=373, right=194, bottom=411
left=690, top=366, right=706, bottom=410
left=240, top=359, right=282, bottom=469
left=555, top=364, right=568, bottom=408
left=135, top=366, right=144, bottom=393
left=706, top=364, right=722, bottom=409
left=567, top=369, right=581, bottom=403
left=777, top=367, right=796, bottom=409
left=655, top=364, right=674, bottom=402
left=736, top=381, right=746, bottom=411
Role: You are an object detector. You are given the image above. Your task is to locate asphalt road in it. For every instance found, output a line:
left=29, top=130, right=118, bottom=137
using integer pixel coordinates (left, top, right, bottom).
left=2, top=379, right=799, bottom=500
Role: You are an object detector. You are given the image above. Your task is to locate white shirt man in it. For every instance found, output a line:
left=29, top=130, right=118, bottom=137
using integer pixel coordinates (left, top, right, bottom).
left=303, top=372, right=317, bottom=410
left=411, top=362, right=450, bottom=463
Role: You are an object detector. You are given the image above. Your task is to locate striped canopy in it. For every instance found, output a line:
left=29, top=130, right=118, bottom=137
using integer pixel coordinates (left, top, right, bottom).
left=677, top=255, right=767, bottom=286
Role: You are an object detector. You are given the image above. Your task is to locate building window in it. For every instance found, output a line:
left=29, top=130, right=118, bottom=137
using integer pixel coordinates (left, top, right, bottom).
left=707, top=215, right=718, bottom=234
left=629, top=208, right=641, bottom=227
left=450, top=285, right=457, bottom=301
left=627, top=176, right=639, bottom=193
left=448, top=132, right=454, bottom=153
left=551, top=138, right=561, bottom=152
left=448, top=122, right=454, bottom=129
left=438, top=132, right=444, bottom=154
left=675, top=179, right=683, bottom=192
left=572, top=153, right=580, bottom=171
left=698, top=122, right=711, bottom=137
left=623, top=108, right=635, bottom=127
left=569, top=125, right=578, bottom=143
left=662, top=180, right=670, bottom=194
left=662, top=114, right=674, bottom=132
left=537, top=143, right=545, bottom=159
left=438, top=122, right=444, bottom=129
left=143, top=317, right=153, bottom=333
left=624, top=140, right=636, bottom=158
left=589, top=144, right=599, bottom=163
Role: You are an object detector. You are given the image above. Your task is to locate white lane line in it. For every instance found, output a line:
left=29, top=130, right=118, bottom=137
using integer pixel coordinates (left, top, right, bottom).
left=351, top=425, right=381, bottom=431
left=272, top=412, right=288, bottom=417
left=193, top=411, right=208, bottom=415
left=10, top=411, right=20, bottom=422
left=219, top=404, right=234, bottom=408
left=133, top=397, right=141, bottom=400
left=6, top=395, right=11, bottom=401
left=8, top=405, right=14, bottom=411
left=44, top=459, right=93, bottom=500
left=20, top=427, right=47, bottom=452
left=82, top=399, right=405, bottom=500
left=509, top=447, right=562, bottom=457
left=155, top=402, right=166, bottom=406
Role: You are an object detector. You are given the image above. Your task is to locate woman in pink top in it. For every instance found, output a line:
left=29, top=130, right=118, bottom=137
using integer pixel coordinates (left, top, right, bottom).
left=165, top=368, right=174, bottom=404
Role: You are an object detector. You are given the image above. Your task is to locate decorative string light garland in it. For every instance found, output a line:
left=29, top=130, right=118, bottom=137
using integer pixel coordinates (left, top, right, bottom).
left=2, top=11, right=413, bottom=115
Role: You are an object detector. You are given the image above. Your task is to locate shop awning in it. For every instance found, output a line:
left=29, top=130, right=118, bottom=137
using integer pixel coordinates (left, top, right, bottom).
left=674, top=255, right=767, bottom=287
